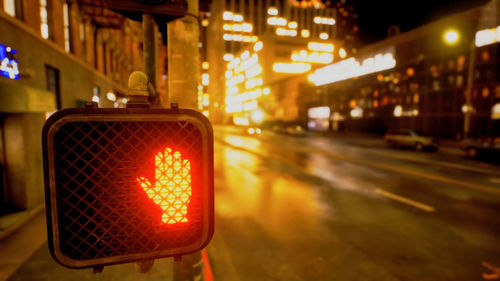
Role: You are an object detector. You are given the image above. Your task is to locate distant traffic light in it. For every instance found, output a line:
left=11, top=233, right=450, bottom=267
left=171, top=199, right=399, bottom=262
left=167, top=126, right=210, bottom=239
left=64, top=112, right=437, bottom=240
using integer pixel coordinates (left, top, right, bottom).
left=42, top=108, right=214, bottom=269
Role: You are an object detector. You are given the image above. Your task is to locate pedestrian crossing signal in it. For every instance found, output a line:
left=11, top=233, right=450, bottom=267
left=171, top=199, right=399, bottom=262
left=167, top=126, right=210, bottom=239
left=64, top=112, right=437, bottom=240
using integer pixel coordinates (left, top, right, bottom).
left=42, top=108, right=214, bottom=269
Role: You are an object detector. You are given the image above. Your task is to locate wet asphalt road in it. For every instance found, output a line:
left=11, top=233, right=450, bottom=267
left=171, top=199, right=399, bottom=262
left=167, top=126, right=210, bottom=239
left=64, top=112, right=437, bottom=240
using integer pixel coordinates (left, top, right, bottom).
left=7, top=126, right=500, bottom=281
left=207, top=126, right=500, bottom=281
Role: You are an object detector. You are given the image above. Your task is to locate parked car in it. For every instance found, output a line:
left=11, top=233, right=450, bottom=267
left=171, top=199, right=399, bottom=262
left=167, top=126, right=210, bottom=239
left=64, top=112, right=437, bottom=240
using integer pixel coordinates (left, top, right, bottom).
left=460, top=137, right=500, bottom=158
left=384, top=129, right=438, bottom=151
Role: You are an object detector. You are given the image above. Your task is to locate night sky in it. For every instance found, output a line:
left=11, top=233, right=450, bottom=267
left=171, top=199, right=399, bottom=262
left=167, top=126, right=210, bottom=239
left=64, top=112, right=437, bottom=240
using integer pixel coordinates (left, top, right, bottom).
left=349, top=0, right=489, bottom=45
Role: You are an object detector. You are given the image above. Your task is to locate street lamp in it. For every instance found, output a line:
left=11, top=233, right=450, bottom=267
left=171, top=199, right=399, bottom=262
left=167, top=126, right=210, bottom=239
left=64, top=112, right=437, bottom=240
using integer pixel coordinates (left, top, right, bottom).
left=443, top=29, right=459, bottom=45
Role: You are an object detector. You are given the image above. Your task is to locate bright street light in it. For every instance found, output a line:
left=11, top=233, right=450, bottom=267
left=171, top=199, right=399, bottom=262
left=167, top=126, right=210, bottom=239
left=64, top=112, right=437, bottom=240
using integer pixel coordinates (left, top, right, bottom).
left=443, top=29, right=459, bottom=45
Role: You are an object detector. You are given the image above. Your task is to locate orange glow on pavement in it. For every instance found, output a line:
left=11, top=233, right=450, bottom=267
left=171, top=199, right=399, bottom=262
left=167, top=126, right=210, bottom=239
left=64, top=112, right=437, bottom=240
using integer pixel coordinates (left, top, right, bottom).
left=137, top=147, right=192, bottom=224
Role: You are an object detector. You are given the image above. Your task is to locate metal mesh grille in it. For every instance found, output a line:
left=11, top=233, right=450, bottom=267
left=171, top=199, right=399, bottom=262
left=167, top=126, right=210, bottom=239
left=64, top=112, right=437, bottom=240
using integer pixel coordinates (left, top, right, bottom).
left=52, top=121, right=205, bottom=260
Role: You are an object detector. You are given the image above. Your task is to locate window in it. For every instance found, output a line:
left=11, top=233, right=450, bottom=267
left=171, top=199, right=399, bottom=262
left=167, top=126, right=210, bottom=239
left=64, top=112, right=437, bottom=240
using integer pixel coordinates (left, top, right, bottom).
left=45, top=65, right=61, bottom=109
left=63, top=2, right=72, bottom=53
left=40, top=0, right=51, bottom=39
left=4, top=0, right=22, bottom=19
left=80, top=22, right=87, bottom=60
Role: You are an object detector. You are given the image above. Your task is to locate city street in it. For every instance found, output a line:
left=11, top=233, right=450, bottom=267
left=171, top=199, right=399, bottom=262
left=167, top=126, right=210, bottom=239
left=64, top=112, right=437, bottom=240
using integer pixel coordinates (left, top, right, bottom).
left=5, top=127, right=500, bottom=281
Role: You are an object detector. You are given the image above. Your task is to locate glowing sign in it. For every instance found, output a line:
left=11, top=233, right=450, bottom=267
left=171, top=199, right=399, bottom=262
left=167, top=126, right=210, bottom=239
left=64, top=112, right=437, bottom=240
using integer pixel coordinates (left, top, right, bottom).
left=308, top=42, right=334, bottom=53
left=475, top=26, right=500, bottom=47
left=309, top=48, right=396, bottom=86
left=137, top=147, right=192, bottom=224
left=0, top=44, right=19, bottom=80
left=308, top=106, right=330, bottom=119
left=273, top=62, right=311, bottom=73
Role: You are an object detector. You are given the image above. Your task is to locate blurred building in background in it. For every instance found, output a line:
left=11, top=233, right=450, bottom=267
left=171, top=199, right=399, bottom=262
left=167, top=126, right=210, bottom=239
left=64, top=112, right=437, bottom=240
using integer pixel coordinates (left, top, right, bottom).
left=298, top=0, right=499, bottom=139
left=204, top=0, right=358, bottom=124
left=0, top=0, right=167, bottom=215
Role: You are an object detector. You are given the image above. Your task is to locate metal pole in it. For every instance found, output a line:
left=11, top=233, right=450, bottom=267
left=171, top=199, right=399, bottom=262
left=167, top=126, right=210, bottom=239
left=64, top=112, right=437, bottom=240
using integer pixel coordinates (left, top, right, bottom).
left=173, top=252, right=203, bottom=281
left=167, top=0, right=199, bottom=109
left=143, top=13, right=158, bottom=104
left=464, top=40, right=476, bottom=138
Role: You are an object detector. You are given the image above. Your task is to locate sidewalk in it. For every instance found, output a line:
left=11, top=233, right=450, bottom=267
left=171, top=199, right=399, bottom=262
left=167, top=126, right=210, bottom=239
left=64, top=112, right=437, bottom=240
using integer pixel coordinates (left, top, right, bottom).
left=0, top=208, right=47, bottom=281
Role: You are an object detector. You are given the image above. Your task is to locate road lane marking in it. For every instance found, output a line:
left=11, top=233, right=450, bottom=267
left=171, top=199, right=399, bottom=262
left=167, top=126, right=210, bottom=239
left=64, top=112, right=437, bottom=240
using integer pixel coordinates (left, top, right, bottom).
left=374, top=189, right=435, bottom=212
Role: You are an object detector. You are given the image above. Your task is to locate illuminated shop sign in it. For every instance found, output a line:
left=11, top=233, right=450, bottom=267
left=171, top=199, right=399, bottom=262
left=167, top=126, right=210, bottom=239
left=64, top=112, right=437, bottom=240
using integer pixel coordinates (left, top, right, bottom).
left=0, top=44, right=19, bottom=80
left=309, top=46, right=396, bottom=86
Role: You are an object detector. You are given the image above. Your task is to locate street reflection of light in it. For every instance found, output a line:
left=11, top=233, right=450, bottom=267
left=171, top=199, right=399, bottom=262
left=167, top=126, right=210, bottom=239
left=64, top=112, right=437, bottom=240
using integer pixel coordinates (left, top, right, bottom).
left=319, top=32, right=329, bottom=40
left=309, top=51, right=396, bottom=86
left=267, top=7, right=278, bottom=15
left=224, top=54, right=234, bottom=61
left=253, top=41, right=263, bottom=51
left=308, top=42, right=334, bottom=52
left=251, top=109, right=264, bottom=123
left=301, top=29, right=310, bottom=38
left=273, top=62, right=311, bottom=73
left=339, top=48, right=347, bottom=58
left=443, top=29, right=459, bottom=45
left=223, top=11, right=233, bottom=21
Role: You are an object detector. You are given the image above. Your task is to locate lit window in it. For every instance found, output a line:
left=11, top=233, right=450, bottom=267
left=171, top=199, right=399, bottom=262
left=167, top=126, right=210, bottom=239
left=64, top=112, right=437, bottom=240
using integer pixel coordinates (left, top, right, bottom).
left=40, top=0, right=50, bottom=39
left=267, top=7, right=278, bottom=15
left=319, top=33, right=329, bottom=40
left=4, top=0, right=21, bottom=18
left=63, top=2, right=72, bottom=52
left=301, top=29, right=310, bottom=38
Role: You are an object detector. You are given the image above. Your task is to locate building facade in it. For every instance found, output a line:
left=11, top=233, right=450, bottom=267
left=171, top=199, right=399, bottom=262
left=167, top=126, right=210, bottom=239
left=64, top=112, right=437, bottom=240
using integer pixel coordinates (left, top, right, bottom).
left=206, top=0, right=358, bottom=124
left=0, top=0, right=166, bottom=214
left=298, top=0, right=500, bottom=139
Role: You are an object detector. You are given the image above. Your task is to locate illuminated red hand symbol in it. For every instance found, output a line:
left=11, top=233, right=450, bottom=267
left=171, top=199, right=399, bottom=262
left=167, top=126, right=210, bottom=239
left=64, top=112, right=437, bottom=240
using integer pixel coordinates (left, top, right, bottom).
left=137, top=147, right=192, bottom=224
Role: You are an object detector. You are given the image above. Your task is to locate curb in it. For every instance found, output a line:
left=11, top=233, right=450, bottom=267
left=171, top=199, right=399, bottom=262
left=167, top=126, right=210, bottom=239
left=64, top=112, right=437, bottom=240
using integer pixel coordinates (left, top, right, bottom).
left=0, top=204, right=45, bottom=241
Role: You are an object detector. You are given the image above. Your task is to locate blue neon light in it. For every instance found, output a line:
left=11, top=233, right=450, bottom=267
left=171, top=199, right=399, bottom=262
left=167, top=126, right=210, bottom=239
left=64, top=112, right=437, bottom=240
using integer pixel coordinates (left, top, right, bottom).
left=0, top=44, right=19, bottom=80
